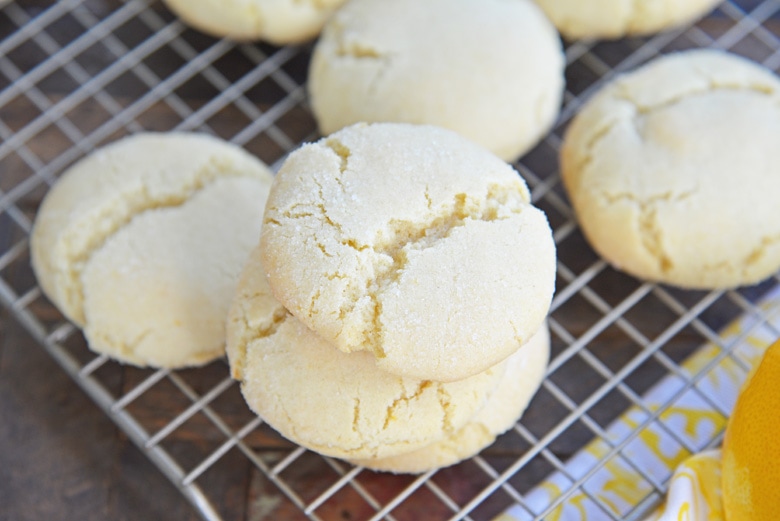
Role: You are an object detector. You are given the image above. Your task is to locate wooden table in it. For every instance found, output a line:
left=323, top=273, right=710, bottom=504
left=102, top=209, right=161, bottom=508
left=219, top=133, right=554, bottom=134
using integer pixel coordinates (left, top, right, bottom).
left=0, top=311, right=204, bottom=520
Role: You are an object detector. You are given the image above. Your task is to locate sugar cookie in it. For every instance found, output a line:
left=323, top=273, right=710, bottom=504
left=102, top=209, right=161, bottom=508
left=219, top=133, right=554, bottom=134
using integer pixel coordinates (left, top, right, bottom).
left=161, top=0, right=346, bottom=45
left=533, top=0, right=722, bottom=40
left=31, top=132, right=273, bottom=367
left=561, top=50, right=780, bottom=289
left=308, top=0, right=564, bottom=162
left=261, top=123, right=556, bottom=382
left=226, top=245, right=511, bottom=460
left=351, top=325, right=550, bottom=474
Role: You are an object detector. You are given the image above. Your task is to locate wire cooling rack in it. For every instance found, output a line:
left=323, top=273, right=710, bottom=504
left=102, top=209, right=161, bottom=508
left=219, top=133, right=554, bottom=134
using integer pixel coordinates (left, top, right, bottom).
left=1, top=1, right=779, bottom=519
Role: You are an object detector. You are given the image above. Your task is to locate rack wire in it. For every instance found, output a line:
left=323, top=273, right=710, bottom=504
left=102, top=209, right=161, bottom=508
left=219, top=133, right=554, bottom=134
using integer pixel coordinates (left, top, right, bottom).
left=1, top=1, right=779, bottom=519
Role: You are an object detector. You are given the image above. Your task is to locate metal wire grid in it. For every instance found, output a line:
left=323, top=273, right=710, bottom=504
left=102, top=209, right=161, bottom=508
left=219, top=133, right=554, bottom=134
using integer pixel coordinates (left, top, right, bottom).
left=1, top=1, right=779, bottom=519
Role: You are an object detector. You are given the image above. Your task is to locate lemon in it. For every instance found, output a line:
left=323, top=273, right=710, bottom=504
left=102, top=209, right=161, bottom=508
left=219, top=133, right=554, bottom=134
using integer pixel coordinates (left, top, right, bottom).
left=722, top=338, right=780, bottom=521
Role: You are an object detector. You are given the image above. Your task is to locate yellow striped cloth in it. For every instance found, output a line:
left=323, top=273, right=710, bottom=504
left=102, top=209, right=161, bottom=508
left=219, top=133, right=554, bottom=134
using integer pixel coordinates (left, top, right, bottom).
left=495, top=286, right=780, bottom=520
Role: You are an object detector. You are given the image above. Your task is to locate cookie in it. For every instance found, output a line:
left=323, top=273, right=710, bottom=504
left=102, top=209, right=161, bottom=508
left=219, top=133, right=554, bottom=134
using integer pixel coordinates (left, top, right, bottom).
left=351, top=325, right=550, bottom=474
left=30, top=132, right=273, bottom=367
left=533, top=0, right=722, bottom=40
left=226, top=244, right=512, bottom=460
left=308, top=0, right=564, bottom=162
left=260, top=123, right=556, bottom=382
left=161, top=0, right=346, bottom=45
left=561, top=50, right=780, bottom=289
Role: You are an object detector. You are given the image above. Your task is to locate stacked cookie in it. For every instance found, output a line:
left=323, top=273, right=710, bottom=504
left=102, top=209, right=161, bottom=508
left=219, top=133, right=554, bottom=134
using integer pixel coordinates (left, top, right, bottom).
left=30, top=125, right=556, bottom=473
left=226, top=122, right=557, bottom=472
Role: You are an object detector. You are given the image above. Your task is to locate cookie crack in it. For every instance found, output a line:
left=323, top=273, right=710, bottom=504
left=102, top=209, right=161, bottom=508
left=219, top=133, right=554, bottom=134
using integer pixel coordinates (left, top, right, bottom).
left=91, top=327, right=153, bottom=360
left=590, top=74, right=779, bottom=152
left=330, top=22, right=394, bottom=95
left=570, top=116, right=624, bottom=176
left=700, top=234, right=780, bottom=276
left=247, top=4, right=265, bottom=34
left=638, top=205, right=673, bottom=273
left=344, top=184, right=529, bottom=354
left=337, top=40, right=385, bottom=60
left=310, top=176, right=356, bottom=249
left=233, top=301, right=289, bottom=380
left=602, top=190, right=696, bottom=273
left=66, top=159, right=251, bottom=326
left=296, top=176, right=370, bottom=259
left=376, top=185, right=528, bottom=263
left=331, top=20, right=388, bottom=61
left=273, top=393, right=301, bottom=441
left=324, top=137, right=350, bottom=173
left=437, top=385, right=455, bottom=434
left=352, top=398, right=361, bottom=434
left=616, top=77, right=777, bottom=120
left=743, top=234, right=780, bottom=272
left=625, top=0, right=653, bottom=34
left=624, top=0, right=640, bottom=33
left=382, top=380, right=433, bottom=430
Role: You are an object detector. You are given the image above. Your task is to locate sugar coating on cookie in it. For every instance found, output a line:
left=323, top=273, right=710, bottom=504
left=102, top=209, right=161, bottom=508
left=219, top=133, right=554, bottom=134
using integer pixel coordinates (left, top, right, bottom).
left=161, top=0, right=346, bottom=45
left=308, top=0, right=564, bottom=162
left=561, top=50, right=780, bottom=289
left=261, top=123, right=556, bottom=382
left=226, top=245, right=511, bottom=460
left=533, top=0, right=722, bottom=40
left=351, top=325, right=550, bottom=474
left=31, top=132, right=273, bottom=367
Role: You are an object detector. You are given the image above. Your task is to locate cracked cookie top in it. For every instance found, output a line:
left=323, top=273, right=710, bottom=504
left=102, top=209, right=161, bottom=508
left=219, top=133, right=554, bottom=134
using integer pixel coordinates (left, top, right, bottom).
left=533, top=0, right=721, bottom=40
left=260, top=123, right=557, bottom=382
left=350, top=324, right=550, bottom=474
left=308, top=0, right=564, bottom=162
left=226, top=244, right=513, bottom=460
left=31, top=132, right=274, bottom=367
left=161, top=0, right=346, bottom=45
left=561, top=50, right=780, bottom=289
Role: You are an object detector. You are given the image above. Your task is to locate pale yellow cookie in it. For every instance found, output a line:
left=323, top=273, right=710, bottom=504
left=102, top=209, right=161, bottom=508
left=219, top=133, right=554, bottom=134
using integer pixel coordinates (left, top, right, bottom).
left=261, top=123, right=556, bottom=382
left=561, top=50, right=780, bottom=289
left=351, top=325, right=550, bottom=474
left=161, top=0, right=346, bottom=45
left=308, top=0, right=564, bottom=162
left=533, top=0, right=722, bottom=40
left=226, top=245, right=511, bottom=460
left=31, top=132, right=273, bottom=367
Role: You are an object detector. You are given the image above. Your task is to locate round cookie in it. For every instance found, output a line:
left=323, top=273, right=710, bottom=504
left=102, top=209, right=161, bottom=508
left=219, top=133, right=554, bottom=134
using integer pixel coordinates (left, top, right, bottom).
left=533, top=0, right=722, bottom=40
left=161, top=0, right=346, bottom=45
left=226, top=245, right=512, bottom=460
left=561, top=50, right=780, bottom=289
left=31, top=132, right=273, bottom=367
left=308, top=0, right=564, bottom=162
left=351, top=325, right=550, bottom=474
left=261, top=123, right=557, bottom=382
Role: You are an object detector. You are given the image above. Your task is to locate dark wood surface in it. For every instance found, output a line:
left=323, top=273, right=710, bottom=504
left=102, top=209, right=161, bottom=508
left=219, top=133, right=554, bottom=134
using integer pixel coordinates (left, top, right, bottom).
left=0, top=311, right=203, bottom=521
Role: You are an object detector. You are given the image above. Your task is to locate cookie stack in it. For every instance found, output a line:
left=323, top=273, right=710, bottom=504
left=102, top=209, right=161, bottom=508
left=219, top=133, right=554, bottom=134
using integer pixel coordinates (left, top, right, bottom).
left=226, top=122, right=557, bottom=472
